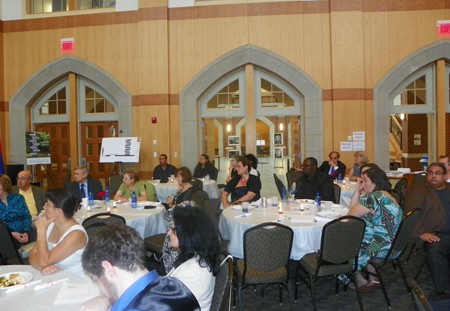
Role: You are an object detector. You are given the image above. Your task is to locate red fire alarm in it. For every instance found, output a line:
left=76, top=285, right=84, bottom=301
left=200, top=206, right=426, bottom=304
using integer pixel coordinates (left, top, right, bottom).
left=152, top=117, right=157, bottom=123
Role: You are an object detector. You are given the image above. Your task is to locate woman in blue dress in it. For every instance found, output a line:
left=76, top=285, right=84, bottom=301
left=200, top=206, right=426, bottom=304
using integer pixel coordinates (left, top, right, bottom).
left=346, top=167, right=403, bottom=290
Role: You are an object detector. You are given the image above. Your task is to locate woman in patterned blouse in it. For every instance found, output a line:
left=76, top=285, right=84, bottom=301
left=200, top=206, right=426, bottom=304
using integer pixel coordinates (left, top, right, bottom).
left=0, top=174, right=32, bottom=244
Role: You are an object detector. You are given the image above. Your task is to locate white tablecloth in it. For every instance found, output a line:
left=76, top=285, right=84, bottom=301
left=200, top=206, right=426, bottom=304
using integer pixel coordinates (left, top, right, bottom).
left=0, top=265, right=92, bottom=311
left=338, top=183, right=357, bottom=207
left=219, top=204, right=348, bottom=260
left=75, top=203, right=168, bottom=239
left=150, top=180, right=220, bottom=203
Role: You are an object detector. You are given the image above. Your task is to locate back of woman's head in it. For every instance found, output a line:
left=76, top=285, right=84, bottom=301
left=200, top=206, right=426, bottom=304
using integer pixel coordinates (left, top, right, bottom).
left=0, top=175, right=12, bottom=193
left=46, top=188, right=78, bottom=219
left=231, top=154, right=242, bottom=162
left=363, top=168, right=390, bottom=192
left=176, top=167, right=193, bottom=183
left=243, top=154, right=258, bottom=169
left=239, top=158, right=251, bottom=170
left=173, top=203, right=219, bottom=275
left=361, top=163, right=380, bottom=173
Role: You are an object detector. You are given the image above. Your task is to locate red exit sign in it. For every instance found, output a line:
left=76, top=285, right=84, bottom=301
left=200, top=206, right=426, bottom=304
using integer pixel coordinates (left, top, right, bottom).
left=61, top=38, right=75, bottom=53
left=437, top=21, right=450, bottom=35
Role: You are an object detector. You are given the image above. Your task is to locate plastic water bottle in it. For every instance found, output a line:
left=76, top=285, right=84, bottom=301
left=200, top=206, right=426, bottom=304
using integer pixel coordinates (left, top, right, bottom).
left=315, top=193, right=321, bottom=211
left=104, top=186, right=110, bottom=202
left=88, top=191, right=94, bottom=206
left=281, top=186, right=287, bottom=203
left=337, top=173, right=343, bottom=184
left=131, top=191, right=137, bottom=208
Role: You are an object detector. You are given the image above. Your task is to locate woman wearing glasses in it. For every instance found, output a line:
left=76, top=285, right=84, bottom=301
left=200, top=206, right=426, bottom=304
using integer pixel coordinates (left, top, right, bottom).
left=0, top=174, right=32, bottom=245
left=222, top=157, right=261, bottom=208
left=114, top=169, right=156, bottom=202
left=29, top=188, right=89, bottom=279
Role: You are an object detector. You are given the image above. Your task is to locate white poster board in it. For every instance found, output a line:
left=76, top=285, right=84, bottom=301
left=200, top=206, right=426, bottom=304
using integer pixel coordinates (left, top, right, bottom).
left=26, top=132, right=51, bottom=165
left=353, top=142, right=366, bottom=151
left=340, top=142, right=353, bottom=152
left=100, top=137, right=141, bottom=163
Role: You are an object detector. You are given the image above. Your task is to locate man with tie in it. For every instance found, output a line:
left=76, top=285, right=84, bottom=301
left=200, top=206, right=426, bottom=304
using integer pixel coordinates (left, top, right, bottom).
left=65, top=165, right=103, bottom=202
left=318, top=151, right=347, bottom=179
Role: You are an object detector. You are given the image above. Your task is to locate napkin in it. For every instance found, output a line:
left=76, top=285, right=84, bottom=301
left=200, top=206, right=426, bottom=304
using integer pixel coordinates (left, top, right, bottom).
left=315, top=216, right=337, bottom=222
left=235, top=213, right=253, bottom=218
left=5, top=280, right=42, bottom=293
left=290, top=215, right=316, bottom=223
left=54, top=282, right=100, bottom=305
left=34, top=278, right=69, bottom=291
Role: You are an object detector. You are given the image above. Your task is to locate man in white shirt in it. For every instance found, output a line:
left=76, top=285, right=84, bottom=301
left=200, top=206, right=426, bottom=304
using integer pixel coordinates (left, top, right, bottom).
left=11, top=170, right=46, bottom=217
left=438, top=155, right=450, bottom=182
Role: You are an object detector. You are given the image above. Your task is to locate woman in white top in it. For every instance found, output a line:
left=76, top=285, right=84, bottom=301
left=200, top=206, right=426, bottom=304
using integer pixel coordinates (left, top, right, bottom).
left=29, top=188, right=88, bottom=279
left=166, top=203, right=220, bottom=311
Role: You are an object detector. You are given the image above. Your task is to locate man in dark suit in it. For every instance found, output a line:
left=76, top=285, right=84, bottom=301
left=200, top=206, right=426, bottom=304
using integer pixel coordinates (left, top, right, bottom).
left=294, top=157, right=335, bottom=202
left=318, top=151, right=347, bottom=179
left=65, top=165, right=103, bottom=202
left=12, top=170, right=46, bottom=217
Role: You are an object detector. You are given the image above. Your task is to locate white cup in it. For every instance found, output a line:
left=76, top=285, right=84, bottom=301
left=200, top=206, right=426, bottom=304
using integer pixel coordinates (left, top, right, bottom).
left=82, top=198, right=89, bottom=208
left=242, top=202, right=249, bottom=213
left=344, top=177, right=350, bottom=184
left=205, top=175, right=210, bottom=181
left=271, top=196, right=278, bottom=207
left=325, top=201, right=333, bottom=211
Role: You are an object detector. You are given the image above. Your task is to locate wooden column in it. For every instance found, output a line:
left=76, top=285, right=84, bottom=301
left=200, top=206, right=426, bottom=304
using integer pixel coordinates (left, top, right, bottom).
left=245, top=64, right=256, bottom=155
left=69, top=73, right=79, bottom=167
left=204, top=119, right=216, bottom=161
left=436, top=59, right=446, bottom=159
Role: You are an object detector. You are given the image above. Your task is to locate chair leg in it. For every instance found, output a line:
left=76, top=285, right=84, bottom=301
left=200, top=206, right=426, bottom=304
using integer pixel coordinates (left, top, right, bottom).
left=309, top=275, right=317, bottom=311
left=352, top=274, right=365, bottom=311
left=414, top=258, right=426, bottom=281
left=238, top=285, right=243, bottom=311
left=279, top=284, right=283, bottom=304
left=261, top=284, right=268, bottom=297
left=335, top=277, right=340, bottom=296
left=372, top=265, right=391, bottom=309
left=405, top=243, right=416, bottom=264
left=395, top=259, right=411, bottom=293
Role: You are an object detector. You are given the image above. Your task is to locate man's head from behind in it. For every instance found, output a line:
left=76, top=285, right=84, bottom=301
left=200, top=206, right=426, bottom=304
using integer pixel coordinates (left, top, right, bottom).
left=427, top=162, right=447, bottom=190
left=82, top=223, right=147, bottom=304
left=16, top=170, right=32, bottom=190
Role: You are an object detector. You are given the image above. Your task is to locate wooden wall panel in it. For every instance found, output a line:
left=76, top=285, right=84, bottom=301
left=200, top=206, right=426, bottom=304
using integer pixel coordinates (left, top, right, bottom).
left=169, top=105, right=181, bottom=168
left=140, top=0, right=168, bottom=9
left=114, top=23, right=138, bottom=95
left=138, top=20, right=169, bottom=95
left=330, top=11, right=365, bottom=89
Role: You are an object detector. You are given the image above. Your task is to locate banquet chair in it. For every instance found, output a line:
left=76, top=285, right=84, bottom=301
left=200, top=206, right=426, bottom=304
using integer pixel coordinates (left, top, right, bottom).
left=333, top=183, right=341, bottom=204
left=192, top=190, right=210, bottom=207
left=273, top=173, right=285, bottom=198
left=235, top=222, right=294, bottom=311
left=190, top=178, right=203, bottom=191
left=82, top=213, right=126, bottom=238
left=211, top=255, right=234, bottom=311
left=109, top=173, right=124, bottom=195
left=286, top=170, right=302, bottom=189
left=295, top=216, right=366, bottom=311
left=363, top=208, right=421, bottom=308
left=0, top=221, right=25, bottom=264
left=143, top=182, right=157, bottom=202
left=210, top=167, right=219, bottom=181
left=411, top=281, right=433, bottom=311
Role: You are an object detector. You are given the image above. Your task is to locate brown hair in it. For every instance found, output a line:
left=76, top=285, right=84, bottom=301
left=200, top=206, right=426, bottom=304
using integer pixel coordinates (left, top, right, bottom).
left=124, top=169, right=140, bottom=181
left=176, top=167, right=193, bottom=183
left=0, top=175, right=12, bottom=194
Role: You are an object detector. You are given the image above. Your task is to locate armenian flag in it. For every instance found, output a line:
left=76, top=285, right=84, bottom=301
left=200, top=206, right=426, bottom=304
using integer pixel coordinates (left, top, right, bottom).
left=0, top=137, right=4, bottom=174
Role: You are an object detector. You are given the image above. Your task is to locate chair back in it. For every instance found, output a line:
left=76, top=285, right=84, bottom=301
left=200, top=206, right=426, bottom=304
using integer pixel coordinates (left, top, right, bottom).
left=109, top=173, right=124, bottom=194
left=384, top=208, right=421, bottom=263
left=190, top=178, right=203, bottom=191
left=333, top=184, right=341, bottom=204
left=394, top=178, right=408, bottom=194
left=286, top=170, right=302, bottom=188
left=243, top=223, right=293, bottom=275
left=273, top=174, right=285, bottom=197
left=82, top=213, right=126, bottom=237
left=210, top=167, right=219, bottom=181
left=63, top=171, right=71, bottom=187
left=211, top=255, right=233, bottom=311
left=319, top=216, right=366, bottom=265
left=142, top=182, right=157, bottom=201
left=0, top=221, right=25, bottom=264
left=413, top=173, right=427, bottom=185
left=192, top=190, right=209, bottom=207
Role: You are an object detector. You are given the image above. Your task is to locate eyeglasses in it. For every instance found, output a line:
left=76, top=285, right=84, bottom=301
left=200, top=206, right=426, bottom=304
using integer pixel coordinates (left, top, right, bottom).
left=16, top=177, right=30, bottom=181
left=301, top=164, right=314, bottom=168
left=44, top=202, right=57, bottom=208
left=330, top=157, right=338, bottom=160
left=427, top=171, right=444, bottom=176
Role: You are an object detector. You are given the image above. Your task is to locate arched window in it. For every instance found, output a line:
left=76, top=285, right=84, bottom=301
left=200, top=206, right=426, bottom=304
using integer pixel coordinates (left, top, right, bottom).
left=33, top=79, right=69, bottom=123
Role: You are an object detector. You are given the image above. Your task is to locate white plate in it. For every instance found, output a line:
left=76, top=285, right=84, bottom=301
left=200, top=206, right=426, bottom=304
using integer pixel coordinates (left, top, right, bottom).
left=0, top=271, right=33, bottom=290
left=295, top=199, right=315, bottom=204
left=137, top=201, right=160, bottom=207
left=316, top=211, right=340, bottom=218
left=231, top=205, right=255, bottom=211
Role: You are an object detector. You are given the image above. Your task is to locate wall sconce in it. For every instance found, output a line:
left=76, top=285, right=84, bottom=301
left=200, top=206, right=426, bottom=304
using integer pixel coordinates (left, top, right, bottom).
left=400, top=113, right=405, bottom=120
left=279, top=123, right=284, bottom=131
left=227, top=124, right=231, bottom=132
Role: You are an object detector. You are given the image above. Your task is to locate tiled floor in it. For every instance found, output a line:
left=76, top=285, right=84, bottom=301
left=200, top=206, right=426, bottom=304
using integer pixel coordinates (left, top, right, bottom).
left=216, top=156, right=288, bottom=199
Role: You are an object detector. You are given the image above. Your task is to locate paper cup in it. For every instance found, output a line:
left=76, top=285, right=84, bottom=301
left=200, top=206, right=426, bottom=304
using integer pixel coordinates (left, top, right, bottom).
left=82, top=198, right=89, bottom=208
left=325, top=201, right=333, bottom=211
left=271, top=197, right=278, bottom=207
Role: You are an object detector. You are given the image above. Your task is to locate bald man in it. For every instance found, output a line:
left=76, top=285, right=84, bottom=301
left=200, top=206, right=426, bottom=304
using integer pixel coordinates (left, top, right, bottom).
left=11, top=171, right=46, bottom=217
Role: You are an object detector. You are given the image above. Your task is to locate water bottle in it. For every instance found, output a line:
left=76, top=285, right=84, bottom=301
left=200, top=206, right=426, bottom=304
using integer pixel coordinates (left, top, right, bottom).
left=315, top=193, right=321, bottom=211
left=88, top=191, right=94, bottom=206
left=281, top=186, right=287, bottom=203
left=337, top=173, right=343, bottom=184
left=104, top=186, right=110, bottom=202
left=131, top=191, right=137, bottom=208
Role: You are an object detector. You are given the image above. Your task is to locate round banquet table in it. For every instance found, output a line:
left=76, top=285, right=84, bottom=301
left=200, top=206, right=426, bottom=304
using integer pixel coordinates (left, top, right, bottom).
left=74, top=201, right=168, bottom=239
left=218, top=204, right=349, bottom=260
left=0, top=265, right=95, bottom=311
left=150, top=180, right=220, bottom=203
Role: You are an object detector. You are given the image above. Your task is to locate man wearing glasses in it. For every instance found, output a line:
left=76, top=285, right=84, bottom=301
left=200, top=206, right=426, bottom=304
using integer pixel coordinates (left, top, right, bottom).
left=11, top=170, right=46, bottom=217
left=318, top=151, right=347, bottom=178
left=66, top=166, right=103, bottom=202
left=405, top=162, right=450, bottom=297
left=294, top=157, right=335, bottom=202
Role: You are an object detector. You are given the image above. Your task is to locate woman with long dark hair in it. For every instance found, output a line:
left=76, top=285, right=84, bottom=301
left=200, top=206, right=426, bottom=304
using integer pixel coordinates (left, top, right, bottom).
left=167, top=203, right=220, bottom=311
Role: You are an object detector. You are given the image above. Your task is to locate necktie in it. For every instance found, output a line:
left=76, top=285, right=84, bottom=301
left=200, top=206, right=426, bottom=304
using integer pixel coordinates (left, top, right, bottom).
left=80, top=184, right=86, bottom=198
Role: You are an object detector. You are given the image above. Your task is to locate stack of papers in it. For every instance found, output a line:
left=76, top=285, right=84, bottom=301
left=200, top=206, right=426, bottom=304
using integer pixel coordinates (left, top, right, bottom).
left=54, top=283, right=100, bottom=305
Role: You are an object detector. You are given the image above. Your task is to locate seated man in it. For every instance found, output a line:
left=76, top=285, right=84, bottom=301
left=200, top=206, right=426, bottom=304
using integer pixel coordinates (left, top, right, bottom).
left=294, top=157, right=335, bottom=202
left=405, top=162, right=450, bottom=297
left=66, top=166, right=103, bottom=202
left=80, top=223, right=200, bottom=311
left=12, top=170, right=46, bottom=217
left=318, top=151, right=346, bottom=179
left=153, top=154, right=177, bottom=180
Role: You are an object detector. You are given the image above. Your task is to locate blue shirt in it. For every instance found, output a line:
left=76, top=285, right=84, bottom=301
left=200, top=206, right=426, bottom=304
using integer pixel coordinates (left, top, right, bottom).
left=111, top=270, right=159, bottom=311
left=0, top=193, right=32, bottom=233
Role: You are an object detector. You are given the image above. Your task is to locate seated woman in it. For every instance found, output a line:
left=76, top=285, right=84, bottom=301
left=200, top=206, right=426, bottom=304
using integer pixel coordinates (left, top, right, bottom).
left=348, top=151, right=369, bottom=179
left=222, top=158, right=261, bottom=208
left=114, top=169, right=156, bottom=202
left=193, top=154, right=216, bottom=179
left=167, top=204, right=220, bottom=311
left=29, top=188, right=89, bottom=279
left=0, top=174, right=32, bottom=245
left=166, top=167, right=196, bottom=207
left=345, top=168, right=403, bottom=290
